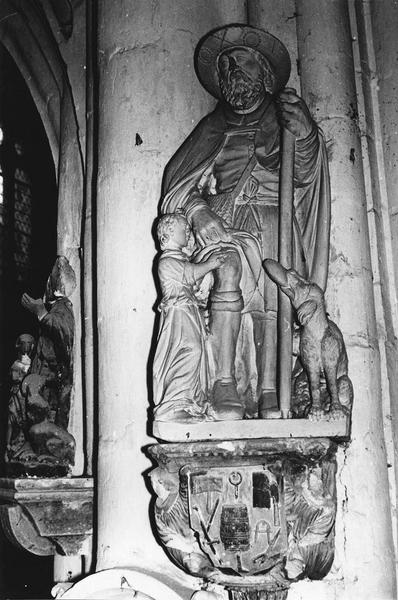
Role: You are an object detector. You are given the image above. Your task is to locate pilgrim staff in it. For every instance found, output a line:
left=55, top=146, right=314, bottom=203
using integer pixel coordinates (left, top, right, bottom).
left=278, top=127, right=295, bottom=418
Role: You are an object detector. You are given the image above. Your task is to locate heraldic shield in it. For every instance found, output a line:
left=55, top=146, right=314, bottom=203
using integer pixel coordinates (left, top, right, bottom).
left=182, top=463, right=287, bottom=575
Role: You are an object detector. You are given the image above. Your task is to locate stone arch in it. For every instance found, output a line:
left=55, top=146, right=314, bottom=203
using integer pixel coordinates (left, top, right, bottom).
left=0, top=0, right=85, bottom=473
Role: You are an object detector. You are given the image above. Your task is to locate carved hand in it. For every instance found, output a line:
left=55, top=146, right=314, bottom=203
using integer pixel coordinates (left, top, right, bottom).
left=191, top=206, right=231, bottom=246
left=276, top=87, right=315, bottom=140
left=21, top=293, right=47, bottom=319
left=204, top=249, right=229, bottom=269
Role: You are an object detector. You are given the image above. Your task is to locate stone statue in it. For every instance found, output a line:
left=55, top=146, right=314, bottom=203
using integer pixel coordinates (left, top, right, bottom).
left=5, top=256, right=76, bottom=475
left=153, top=213, right=228, bottom=423
left=159, top=25, right=330, bottom=421
left=264, top=259, right=353, bottom=420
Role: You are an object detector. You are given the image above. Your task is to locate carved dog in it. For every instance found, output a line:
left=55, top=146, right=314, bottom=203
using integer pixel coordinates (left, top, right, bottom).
left=21, top=374, right=75, bottom=464
left=264, top=259, right=353, bottom=419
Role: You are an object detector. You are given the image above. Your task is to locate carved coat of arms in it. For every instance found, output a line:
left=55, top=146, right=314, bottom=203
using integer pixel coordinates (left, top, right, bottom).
left=183, top=464, right=287, bottom=575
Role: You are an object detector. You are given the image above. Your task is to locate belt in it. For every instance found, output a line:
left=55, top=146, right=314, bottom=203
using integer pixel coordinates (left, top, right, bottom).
left=235, top=194, right=278, bottom=207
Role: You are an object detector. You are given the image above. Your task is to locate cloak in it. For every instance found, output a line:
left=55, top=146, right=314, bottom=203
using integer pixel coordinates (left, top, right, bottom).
left=161, top=99, right=331, bottom=290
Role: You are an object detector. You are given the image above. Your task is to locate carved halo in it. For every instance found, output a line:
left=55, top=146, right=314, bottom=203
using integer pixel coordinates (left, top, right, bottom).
left=194, top=24, right=291, bottom=100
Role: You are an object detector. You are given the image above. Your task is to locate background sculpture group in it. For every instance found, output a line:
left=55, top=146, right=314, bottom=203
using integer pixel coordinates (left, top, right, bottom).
left=6, top=256, right=76, bottom=476
left=152, top=25, right=353, bottom=425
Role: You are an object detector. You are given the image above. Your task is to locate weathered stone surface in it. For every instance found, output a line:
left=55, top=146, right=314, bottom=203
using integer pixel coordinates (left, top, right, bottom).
left=0, top=504, right=56, bottom=556
left=149, top=438, right=336, bottom=598
left=0, top=477, right=93, bottom=556
left=149, top=438, right=336, bottom=468
left=296, top=1, right=397, bottom=597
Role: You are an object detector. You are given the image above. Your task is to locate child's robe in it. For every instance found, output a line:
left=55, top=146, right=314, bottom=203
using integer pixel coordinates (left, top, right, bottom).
left=153, top=249, right=209, bottom=422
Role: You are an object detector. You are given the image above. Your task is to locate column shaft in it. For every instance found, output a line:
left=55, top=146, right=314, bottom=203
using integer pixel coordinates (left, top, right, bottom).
left=248, top=0, right=300, bottom=91
left=296, top=0, right=396, bottom=597
left=370, top=0, right=398, bottom=292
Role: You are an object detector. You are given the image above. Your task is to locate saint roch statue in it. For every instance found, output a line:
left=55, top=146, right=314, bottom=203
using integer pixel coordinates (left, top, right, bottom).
left=157, top=24, right=330, bottom=422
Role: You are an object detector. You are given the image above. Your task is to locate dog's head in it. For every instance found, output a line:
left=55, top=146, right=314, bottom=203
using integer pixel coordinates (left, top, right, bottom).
left=263, top=259, right=324, bottom=325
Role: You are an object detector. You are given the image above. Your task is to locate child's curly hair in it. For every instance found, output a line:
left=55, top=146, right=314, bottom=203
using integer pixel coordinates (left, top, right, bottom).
left=156, top=212, right=187, bottom=250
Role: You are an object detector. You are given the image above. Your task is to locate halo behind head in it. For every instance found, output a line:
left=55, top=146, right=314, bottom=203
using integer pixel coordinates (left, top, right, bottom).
left=195, top=24, right=291, bottom=100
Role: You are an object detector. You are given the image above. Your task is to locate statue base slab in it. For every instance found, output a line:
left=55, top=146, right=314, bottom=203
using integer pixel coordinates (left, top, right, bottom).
left=0, top=477, right=93, bottom=556
left=152, top=415, right=350, bottom=442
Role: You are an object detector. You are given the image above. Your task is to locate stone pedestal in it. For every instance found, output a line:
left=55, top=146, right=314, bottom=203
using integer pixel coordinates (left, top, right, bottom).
left=149, top=437, right=337, bottom=600
left=0, top=477, right=93, bottom=556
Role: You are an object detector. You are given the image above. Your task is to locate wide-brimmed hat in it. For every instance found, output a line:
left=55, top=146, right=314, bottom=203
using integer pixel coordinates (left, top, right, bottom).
left=195, top=24, right=291, bottom=99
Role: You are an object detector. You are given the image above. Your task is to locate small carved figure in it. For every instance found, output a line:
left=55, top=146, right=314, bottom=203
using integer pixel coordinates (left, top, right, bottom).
left=10, top=333, right=35, bottom=380
left=264, top=259, right=353, bottom=420
left=6, top=334, right=36, bottom=463
left=149, top=467, right=214, bottom=577
left=153, top=213, right=228, bottom=423
left=21, top=255, right=76, bottom=430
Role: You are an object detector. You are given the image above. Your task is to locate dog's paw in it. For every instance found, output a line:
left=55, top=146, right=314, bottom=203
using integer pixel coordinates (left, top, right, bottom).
left=308, top=405, right=325, bottom=421
left=329, top=404, right=346, bottom=421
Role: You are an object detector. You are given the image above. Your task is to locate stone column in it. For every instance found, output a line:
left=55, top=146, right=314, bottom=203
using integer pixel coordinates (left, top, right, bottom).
left=95, top=0, right=246, bottom=574
left=294, top=1, right=397, bottom=598
left=369, top=0, right=398, bottom=294
left=354, top=0, right=398, bottom=557
left=247, top=0, right=300, bottom=91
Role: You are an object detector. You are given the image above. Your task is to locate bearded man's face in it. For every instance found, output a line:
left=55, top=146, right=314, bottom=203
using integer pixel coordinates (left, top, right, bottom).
left=218, top=48, right=268, bottom=110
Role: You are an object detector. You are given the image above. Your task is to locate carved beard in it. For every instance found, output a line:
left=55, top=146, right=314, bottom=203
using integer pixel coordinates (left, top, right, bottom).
left=220, top=69, right=264, bottom=110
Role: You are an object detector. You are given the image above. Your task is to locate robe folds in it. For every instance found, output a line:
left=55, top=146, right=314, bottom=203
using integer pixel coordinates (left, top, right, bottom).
left=153, top=250, right=209, bottom=422
left=31, top=296, right=74, bottom=429
left=161, top=98, right=330, bottom=290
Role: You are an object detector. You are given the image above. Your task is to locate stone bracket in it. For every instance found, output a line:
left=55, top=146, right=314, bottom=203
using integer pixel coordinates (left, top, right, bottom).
left=148, top=437, right=337, bottom=597
left=0, top=477, right=93, bottom=556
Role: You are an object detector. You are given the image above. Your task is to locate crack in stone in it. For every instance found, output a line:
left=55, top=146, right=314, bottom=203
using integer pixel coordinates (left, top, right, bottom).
left=108, top=42, right=161, bottom=62
left=339, top=446, right=349, bottom=564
